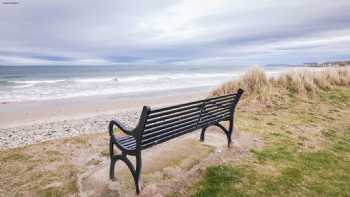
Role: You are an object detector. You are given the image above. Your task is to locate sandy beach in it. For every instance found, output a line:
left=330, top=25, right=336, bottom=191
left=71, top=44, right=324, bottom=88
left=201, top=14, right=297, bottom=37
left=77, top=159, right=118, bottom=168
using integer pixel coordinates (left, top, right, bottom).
left=0, top=90, right=207, bottom=149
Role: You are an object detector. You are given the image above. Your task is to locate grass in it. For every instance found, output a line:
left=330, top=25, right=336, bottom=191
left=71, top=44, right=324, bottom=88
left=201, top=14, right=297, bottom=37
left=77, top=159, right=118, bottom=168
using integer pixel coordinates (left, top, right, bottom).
left=189, top=67, right=350, bottom=197
left=0, top=147, right=77, bottom=197
left=192, top=165, right=242, bottom=197
left=210, top=133, right=350, bottom=197
left=210, top=66, right=350, bottom=103
left=191, top=114, right=350, bottom=196
left=0, top=146, right=78, bottom=197
left=0, top=133, right=109, bottom=196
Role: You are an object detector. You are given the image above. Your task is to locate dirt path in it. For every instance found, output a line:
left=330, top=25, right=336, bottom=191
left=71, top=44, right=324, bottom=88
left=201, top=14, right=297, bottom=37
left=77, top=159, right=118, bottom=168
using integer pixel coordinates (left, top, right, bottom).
left=79, top=128, right=262, bottom=197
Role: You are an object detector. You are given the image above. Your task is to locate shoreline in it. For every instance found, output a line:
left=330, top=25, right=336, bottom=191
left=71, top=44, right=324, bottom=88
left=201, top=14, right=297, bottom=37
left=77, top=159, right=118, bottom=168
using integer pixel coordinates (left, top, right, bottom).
left=0, top=88, right=208, bottom=129
left=0, top=66, right=336, bottom=149
left=0, top=89, right=207, bottom=149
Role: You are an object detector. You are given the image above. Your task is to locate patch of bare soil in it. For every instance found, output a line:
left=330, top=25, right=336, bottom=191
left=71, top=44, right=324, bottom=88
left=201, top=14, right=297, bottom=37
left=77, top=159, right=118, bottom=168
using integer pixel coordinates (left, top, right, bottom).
left=78, top=127, right=262, bottom=197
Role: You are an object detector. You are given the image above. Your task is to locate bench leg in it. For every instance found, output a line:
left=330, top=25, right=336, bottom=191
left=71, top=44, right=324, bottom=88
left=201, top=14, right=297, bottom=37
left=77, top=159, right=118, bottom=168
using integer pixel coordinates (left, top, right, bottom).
left=109, top=139, right=116, bottom=179
left=227, top=119, right=234, bottom=147
left=119, top=154, right=141, bottom=194
left=200, top=127, right=207, bottom=141
left=220, top=120, right=234, bottom=147
left=109, top=142, right=143, bottom=194
left=110, top=158, right=117, bottom=180
left=201, top=122, right=234, bottom=147
left=213, top=122, right=233, bottom=148
left=109, top=151, right=142, bottom=194
left=134, top=154, right=142, bottom=194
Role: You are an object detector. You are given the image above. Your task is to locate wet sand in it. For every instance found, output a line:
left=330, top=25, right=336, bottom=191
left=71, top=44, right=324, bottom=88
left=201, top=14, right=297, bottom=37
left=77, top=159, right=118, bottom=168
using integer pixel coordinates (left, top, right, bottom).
left=0, top=90, right=208, bottom=149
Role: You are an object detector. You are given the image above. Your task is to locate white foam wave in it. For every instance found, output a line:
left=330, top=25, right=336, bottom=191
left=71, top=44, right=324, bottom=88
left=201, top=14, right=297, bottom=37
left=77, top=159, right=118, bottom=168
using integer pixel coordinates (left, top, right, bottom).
left=7, top=72, right=237, bottom=86
left=117, top=73, right=238, bottom=82
left=0, top=71, right=254, bottom=102
left=17, top=79, right=66, bottom=84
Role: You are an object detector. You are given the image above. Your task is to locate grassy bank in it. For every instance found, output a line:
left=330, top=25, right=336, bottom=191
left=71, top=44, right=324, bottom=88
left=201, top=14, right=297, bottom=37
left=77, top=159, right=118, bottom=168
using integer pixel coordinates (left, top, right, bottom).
left=211, top=66, right=350, bottom=102
left=1, top=66, right=349, bottom=196
left=0, top=134, right=109, bottom=196
left=188, top=66, right=350, bottom=196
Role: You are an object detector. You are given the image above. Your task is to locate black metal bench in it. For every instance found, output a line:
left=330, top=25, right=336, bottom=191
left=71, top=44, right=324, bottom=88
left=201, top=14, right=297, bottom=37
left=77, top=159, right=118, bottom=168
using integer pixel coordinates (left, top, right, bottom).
left=108, top=89, right=244, bottom=194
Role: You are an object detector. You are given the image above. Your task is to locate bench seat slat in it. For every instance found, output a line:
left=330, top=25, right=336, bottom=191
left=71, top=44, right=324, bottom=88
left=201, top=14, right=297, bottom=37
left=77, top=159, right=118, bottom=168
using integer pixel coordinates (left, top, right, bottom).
left=204, top=103, right=230, bottom=111
left=203, top=104, right=232, bottom=114
left=142, top=110, right=232, bottom=145
left=201, top=106, right=233, bottom=117
left=141, top=126, right=197, bottom=149
left=146, top=108, right=201, bottom=123
left=141, top=108, right=230, bottom=149
left=205, top=95, right=237, bottom=104
left=202, top=98, right=237, bottom=111
left=142, top=119, right=198, bottom=142
left=148, top=102, right=203, bottom=119
left=149, top=92, right=237, bottom=114
left=142, top=113, right=230, bottom=146
left=146, top=96, right=237, bottom=126
left=144, top=102, right=232, bottom=129
left=150, top=99, right=203, bottom=114
left=125, top=143, right=136, bottom=150
left=200, top=111, right=232, bottom=122
left=118, top=136, right=135, bottom=143
left=115, top=135, right=136, bottom=151
left=200, top=115, right=231, bottom=126
left=144, top=115, right=200, bottom=134
left=122, top=139, right=137, bottom=146
left=197, top=114, right=231, bottom=128
left=146, top=100, right=234, bottom=126
left=147, top=106, right=201, bottom=121
left=202, top=106, right=232, bottom=115
left=203, top=100, right=235, bottom=110
left=204, top=92, right=238, bottom=102
left=141, top=94, right=239, bottom=147
left=145, top=111, right=200, bottom=129
left=142, top=121, right=198, bottom=144
left=201, top=112, right=232, bottom=122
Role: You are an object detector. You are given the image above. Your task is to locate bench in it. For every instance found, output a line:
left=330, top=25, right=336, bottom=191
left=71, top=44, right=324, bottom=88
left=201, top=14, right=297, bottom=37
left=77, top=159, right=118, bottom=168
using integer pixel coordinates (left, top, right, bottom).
left=108, top=89, right=244, bottom=194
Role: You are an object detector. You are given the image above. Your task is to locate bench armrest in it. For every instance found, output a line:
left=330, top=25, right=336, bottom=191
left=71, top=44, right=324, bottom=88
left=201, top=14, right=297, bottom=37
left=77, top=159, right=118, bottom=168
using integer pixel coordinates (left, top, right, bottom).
left=109, top=119, right=134, bottom=137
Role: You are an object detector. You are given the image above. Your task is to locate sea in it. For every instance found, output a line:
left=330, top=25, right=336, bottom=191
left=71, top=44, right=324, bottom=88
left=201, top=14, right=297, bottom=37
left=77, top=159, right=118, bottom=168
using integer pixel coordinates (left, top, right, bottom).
left=0, top=65, right=298, bottom=102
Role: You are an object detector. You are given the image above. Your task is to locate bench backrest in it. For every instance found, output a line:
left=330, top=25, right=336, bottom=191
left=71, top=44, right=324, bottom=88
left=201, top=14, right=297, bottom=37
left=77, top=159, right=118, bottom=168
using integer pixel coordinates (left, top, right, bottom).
left=138, top=89, right=243, bottom=149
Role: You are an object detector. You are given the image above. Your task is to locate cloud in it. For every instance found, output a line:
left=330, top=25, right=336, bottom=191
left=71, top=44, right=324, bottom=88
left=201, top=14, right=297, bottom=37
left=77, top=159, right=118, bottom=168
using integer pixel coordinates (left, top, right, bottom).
left=0, top=0, right=350, bottom=66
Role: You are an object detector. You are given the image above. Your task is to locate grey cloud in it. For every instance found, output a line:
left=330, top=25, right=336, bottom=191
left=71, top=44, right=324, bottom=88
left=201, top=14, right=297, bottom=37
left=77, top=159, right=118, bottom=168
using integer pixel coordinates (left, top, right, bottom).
left=0, top=0, right=350, bottom=66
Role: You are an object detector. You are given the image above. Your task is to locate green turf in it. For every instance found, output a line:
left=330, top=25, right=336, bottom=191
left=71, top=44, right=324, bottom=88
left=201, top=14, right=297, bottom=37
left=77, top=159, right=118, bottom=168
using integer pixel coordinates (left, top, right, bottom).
left=190, top=88, right=350, bottom=197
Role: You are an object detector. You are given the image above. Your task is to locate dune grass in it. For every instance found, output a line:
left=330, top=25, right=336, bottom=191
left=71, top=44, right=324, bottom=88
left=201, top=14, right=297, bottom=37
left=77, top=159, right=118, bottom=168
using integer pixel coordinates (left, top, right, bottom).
left=210, top=66, right=350, bottom=102
left=190, top=66, right=350, bottom=197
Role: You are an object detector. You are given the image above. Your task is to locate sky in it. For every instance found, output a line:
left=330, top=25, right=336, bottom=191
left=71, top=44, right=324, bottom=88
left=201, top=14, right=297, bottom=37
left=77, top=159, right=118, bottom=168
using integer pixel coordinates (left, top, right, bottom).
left=0, top=0, right=350, bottom=66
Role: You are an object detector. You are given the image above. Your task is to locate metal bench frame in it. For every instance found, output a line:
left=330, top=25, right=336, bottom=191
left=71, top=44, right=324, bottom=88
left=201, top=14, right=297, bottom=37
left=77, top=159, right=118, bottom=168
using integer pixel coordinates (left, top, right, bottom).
left=108, top=89, right=244, bottom=194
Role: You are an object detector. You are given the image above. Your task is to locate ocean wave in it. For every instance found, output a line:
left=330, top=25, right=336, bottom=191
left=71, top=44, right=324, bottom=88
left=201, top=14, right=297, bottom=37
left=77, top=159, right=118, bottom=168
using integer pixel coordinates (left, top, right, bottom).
left=0, top=72, right=242, bottom=102
left=0, top=65, right=312, bottom=102
left=116, top=73, right=237, bottom=82
left=0, top=80, right=16, bottom=86
left=5, top=72, right=236, bottom=86
left=74, top=78, right=116, bottom=83
left=0, top=83, right=211, bottom=102
left=19, top=79, right=67, bottom=84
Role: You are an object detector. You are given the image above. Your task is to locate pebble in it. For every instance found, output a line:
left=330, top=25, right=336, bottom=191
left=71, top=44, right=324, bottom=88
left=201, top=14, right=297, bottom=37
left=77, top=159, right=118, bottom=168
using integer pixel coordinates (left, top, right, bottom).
left=0, top=110, right=140, bottom=149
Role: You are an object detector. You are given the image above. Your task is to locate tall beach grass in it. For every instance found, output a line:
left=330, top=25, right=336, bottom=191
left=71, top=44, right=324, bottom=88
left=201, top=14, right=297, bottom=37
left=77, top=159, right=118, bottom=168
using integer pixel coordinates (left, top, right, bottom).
left=210, top=66, right=350, bottom=102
